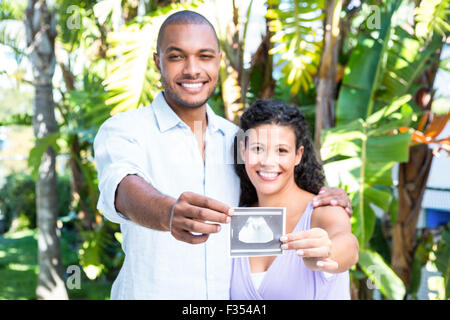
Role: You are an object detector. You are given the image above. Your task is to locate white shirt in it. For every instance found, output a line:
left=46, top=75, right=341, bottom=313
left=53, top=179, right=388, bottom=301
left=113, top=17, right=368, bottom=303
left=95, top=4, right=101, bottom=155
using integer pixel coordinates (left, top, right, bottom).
left=250, top=272, right=266, bottom=290
left=94, top=92, right=240, bottom=299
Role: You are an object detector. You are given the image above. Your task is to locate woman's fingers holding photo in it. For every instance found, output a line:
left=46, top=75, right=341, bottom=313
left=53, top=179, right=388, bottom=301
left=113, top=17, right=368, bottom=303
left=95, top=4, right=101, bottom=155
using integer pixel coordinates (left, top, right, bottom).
left=281, top=237, right=330, bottom=251
left=316, top=258, right=339, bottom=272
left=280, top=228, right=328, bottom=243
left=296, top=246, right=331, bottom=258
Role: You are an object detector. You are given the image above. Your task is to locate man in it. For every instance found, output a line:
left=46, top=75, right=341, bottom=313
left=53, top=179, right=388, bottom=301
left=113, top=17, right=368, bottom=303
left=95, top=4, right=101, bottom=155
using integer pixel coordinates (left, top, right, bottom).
left=94, top=10, right=352, bottom=299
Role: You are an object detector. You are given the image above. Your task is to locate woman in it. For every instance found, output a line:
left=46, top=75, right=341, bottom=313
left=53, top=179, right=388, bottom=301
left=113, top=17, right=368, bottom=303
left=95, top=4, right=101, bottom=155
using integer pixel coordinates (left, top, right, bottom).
left=231, top=99, right=359, bottom=300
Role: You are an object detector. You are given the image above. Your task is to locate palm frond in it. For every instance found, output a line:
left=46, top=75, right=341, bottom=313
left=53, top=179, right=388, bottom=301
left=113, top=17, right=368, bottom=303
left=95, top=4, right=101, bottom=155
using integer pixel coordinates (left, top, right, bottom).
left=415, top=0, right=450, bottom=40
left=268, top=0, right=325, bottom=95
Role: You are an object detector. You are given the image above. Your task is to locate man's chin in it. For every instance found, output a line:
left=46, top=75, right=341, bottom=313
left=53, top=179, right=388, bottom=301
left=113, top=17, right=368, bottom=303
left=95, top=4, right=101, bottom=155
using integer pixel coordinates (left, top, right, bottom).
left=166, top=92, right=210, bottom=109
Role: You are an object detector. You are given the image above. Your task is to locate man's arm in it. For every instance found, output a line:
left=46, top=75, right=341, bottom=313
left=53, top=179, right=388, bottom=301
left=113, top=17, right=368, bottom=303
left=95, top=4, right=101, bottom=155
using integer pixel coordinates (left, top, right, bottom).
left=94, top=112, right=232, bottom=245
left=115, top=174, right=174, bottom=231
left=115, top=175, right=233, bottom=244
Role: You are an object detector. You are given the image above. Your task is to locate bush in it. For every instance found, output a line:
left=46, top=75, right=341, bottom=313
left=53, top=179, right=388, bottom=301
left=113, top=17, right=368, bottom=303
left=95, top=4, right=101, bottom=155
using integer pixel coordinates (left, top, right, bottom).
left=0, top=172, right=72, bottom=232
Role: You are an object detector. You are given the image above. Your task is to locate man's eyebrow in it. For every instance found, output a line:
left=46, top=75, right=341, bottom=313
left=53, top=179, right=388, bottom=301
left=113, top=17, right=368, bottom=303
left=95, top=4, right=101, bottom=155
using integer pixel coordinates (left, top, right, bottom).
left=199, top=48, right=218, bottom=54
left=165, top=46, right=184, bottom=53
left=165, top=46, right=218, bottom=54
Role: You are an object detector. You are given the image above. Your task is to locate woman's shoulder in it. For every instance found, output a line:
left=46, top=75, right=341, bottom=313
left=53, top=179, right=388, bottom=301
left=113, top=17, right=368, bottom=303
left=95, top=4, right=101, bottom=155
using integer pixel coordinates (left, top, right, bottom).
left=311, top=205, right=349, bottom=228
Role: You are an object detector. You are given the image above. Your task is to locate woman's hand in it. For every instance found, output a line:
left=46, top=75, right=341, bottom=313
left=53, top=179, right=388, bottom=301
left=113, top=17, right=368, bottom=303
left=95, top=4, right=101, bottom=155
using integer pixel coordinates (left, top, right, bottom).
left=280, top=228, right=339, bottom=273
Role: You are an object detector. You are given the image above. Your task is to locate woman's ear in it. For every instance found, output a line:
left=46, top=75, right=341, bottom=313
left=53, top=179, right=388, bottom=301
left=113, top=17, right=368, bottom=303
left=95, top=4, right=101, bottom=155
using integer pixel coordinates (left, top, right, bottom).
left=239, top=140, right=246, bottom=164
left=295, top=146, right=304, bottom=166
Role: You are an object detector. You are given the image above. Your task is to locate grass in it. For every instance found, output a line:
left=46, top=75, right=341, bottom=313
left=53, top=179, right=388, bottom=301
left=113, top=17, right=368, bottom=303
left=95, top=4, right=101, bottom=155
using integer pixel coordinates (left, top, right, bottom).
left=0, top=228, right=112, bottom=300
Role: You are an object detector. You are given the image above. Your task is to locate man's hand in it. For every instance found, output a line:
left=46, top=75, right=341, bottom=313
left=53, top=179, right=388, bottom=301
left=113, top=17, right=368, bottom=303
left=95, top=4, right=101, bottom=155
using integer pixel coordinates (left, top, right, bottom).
left=312, top=187, right=353, bottom=217
left=169, top=192, right=233, bottom=245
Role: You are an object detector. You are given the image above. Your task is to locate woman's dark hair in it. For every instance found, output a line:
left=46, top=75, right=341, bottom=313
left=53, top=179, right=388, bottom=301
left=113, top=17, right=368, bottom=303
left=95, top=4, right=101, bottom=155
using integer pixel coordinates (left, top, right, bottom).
left=234, top=99, right=325, bottom=207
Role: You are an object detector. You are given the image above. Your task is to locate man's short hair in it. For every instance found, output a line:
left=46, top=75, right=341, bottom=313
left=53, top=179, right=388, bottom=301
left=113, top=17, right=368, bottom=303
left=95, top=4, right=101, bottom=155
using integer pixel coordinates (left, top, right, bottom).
left=156, top=10, right=220, bottom=54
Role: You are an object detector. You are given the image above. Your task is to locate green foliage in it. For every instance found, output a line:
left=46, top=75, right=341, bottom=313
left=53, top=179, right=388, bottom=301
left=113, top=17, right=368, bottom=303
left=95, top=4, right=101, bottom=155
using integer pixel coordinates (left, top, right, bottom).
left=0, top=172, right=72, bottom=232
left=27, top=133, right=61, bottom=181
left=77, top=221, right=123, bottom=281
left=0, top=230, right=37, bottom=299
left=434, top=223, right=450, bottom=299
left=322, top=95, right=413, bottom=245
left=322, top=0, right=447, bottom=300
left=358, top=248, right=406, bottom=300
left=0, top=229, right=112, bottom=299
left=267, top=0, right=324, bottom=95
left=0, top=0, right=26, bottom=20
left=409, top=231, right=434, bottom=299
left=415, top=0, right=450, bottom=40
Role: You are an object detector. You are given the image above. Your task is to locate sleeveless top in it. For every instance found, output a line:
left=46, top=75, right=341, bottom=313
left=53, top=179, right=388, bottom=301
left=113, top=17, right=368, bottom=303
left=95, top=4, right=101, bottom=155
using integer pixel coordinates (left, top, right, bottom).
left=230, top=202, right=351, bottom=300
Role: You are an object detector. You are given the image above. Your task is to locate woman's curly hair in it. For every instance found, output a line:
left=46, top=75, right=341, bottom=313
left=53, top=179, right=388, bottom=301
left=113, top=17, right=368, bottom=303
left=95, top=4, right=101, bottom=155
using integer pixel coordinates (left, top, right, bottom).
left=233, top=99, right=325, bottom=207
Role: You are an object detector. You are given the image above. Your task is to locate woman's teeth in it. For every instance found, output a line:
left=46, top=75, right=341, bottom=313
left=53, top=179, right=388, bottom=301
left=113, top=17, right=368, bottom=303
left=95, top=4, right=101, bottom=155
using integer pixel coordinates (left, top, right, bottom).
left=258, top=171, right=279, bottom=179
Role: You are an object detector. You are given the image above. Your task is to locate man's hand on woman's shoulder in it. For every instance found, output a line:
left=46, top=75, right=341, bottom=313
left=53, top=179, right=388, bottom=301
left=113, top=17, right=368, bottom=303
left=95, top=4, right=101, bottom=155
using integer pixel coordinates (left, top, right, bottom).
left=312, top=186, right=353, bottom=217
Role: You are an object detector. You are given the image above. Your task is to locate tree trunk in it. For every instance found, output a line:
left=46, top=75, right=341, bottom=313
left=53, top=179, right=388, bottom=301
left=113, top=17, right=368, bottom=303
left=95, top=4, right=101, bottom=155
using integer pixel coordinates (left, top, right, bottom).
left=55, top=49, right=95, bottom=230
left=69, top=136, right=95, bottom=230
left=249, top=3, right=275, bottom=100
left=25, top=0, right=68, bottom=300
left=314, top=0, right=342, bottom=156
left=391, top=41, right=443, bottom=298
left=391, top=144, right=433, bottom=294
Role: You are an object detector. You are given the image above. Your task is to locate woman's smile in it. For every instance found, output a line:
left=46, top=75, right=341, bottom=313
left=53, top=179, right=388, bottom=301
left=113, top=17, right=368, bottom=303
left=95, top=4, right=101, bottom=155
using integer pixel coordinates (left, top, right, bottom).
left=257, top=170, right=281, bottom=181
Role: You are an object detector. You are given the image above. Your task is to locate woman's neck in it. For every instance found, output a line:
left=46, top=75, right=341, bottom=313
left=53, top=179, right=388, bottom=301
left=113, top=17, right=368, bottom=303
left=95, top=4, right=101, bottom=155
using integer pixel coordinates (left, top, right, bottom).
left=256, top=181, right=314, bottom=221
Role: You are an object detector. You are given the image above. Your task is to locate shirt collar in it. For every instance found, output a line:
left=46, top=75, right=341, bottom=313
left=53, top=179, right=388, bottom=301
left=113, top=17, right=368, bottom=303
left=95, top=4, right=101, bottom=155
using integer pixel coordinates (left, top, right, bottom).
left=153, top=91, right=225, bottom=135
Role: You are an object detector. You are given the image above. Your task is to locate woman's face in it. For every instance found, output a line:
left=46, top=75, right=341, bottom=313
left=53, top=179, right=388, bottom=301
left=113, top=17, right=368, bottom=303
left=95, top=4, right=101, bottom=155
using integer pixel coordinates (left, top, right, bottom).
left=240, top=123, right=303, bottom=198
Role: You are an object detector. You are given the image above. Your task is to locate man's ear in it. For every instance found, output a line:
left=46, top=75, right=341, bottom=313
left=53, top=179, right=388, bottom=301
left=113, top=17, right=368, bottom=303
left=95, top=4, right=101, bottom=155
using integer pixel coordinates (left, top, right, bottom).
left=153, top=52, right=161, bottom=72
left=295, top=146, right=304, bottom=166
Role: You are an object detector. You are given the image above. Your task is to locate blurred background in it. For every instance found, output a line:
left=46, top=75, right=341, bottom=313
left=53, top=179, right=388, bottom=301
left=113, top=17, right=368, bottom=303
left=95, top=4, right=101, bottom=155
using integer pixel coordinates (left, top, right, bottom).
left=0, top=0, right=448, bottom=300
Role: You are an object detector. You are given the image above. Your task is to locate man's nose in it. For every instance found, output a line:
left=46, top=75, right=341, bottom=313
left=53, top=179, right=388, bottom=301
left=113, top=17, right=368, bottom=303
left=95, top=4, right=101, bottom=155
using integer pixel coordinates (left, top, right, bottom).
left=182, top=56, right=200, bottom=77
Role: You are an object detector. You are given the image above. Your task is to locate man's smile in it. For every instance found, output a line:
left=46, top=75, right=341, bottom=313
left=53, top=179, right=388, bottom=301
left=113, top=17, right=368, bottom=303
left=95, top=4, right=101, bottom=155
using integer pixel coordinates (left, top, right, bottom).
left=177, top=81, right=208, bottom=93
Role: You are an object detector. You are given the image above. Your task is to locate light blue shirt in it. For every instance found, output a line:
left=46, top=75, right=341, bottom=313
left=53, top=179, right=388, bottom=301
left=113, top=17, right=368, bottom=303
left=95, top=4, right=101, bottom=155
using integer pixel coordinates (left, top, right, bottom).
left=94, top=92, right=240, bottom=299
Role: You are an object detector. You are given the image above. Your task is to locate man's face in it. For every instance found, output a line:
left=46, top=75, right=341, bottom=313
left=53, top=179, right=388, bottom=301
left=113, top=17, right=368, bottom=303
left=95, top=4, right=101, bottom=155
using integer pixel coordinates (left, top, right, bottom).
left=154, top=23, right=222, bottom=110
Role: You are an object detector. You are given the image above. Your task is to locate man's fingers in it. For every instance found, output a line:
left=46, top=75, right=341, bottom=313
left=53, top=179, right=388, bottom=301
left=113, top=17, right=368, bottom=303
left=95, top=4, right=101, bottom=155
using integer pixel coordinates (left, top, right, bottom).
left=171, top=228, right=209, bottom=245
left=185, top=206, right=231, bottom=224
left=345, top=206, right=353, bottom=217
left=182, top=192, right=233, bottom=216
left=173, top=217, right=221, bottom=234
left=313, top=195, right=347, bottom=207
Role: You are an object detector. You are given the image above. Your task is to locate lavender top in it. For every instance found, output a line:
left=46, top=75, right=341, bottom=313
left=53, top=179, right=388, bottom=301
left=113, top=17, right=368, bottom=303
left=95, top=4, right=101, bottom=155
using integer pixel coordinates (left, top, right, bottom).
left=230, top=202, right=351, bottom=300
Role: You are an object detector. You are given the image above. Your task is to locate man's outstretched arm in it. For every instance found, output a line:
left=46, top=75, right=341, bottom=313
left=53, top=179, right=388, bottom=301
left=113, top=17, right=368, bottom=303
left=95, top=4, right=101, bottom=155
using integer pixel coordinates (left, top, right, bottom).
left=115, top=175, right=233, bottom=244
left=94, top=113, right=232, bottom=245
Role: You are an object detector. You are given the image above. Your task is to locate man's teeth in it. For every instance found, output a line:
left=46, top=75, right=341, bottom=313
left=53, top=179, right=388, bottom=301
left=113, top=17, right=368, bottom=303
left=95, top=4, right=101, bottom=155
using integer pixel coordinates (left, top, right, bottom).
left=181, top=83, right=203, bottom=88
left=259, top=172, right=279, bottom=178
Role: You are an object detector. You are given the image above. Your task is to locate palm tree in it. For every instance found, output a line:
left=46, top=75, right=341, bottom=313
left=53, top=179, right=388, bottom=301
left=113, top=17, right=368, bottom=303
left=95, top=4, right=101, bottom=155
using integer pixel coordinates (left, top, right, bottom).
left=25, top=0, right=68, bottom=299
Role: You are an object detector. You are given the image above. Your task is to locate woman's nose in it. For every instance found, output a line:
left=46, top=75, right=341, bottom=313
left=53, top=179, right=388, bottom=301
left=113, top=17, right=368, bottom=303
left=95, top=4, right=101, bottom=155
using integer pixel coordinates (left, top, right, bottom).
left=260, top=150, right=278, bottom=167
